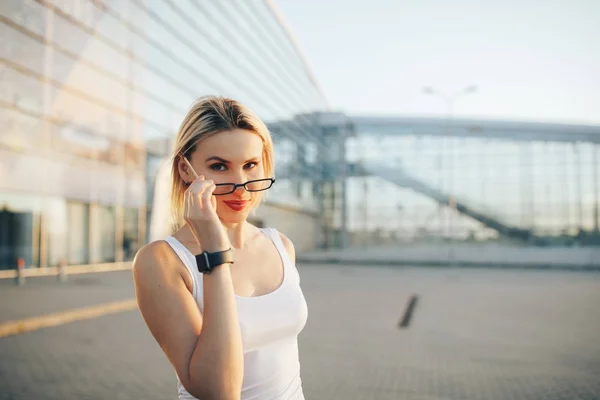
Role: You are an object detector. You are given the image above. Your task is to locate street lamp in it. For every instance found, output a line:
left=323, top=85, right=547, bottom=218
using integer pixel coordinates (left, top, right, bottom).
left=423, top=85, right=477, bottom=120
left=422, top=85, right=477, bottom=243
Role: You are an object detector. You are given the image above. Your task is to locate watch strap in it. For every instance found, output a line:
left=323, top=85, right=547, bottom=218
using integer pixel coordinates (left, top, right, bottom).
left=195, top=248, right=234, bottom=274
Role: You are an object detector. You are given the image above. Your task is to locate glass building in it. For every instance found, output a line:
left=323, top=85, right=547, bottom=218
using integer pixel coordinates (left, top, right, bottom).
left=0, top=0, right=329, bottom=269
left=344, top=117, right=600, bottom=246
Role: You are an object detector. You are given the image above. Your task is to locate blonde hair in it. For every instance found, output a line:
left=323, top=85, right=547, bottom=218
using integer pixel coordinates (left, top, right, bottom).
left=169, top=96, right=275, bottom=229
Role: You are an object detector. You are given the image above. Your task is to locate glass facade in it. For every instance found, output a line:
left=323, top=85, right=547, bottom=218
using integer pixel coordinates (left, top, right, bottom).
left=346, top=118, right=600, bottom=246
left=0, top=0, right=328, bottom=269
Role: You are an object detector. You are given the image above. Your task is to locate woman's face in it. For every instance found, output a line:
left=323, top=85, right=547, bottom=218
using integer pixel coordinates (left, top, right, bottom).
left=181, top=129, right=267, bottom=223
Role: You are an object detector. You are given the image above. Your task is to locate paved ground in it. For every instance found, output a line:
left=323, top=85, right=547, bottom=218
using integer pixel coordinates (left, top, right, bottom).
left=1, top=265, right=600, bottom=399
left=0, top=273, right=134, bottom=322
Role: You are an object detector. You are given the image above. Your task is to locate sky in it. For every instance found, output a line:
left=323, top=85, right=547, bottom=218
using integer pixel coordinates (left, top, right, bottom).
left=276, top=0, right=600, bottom=125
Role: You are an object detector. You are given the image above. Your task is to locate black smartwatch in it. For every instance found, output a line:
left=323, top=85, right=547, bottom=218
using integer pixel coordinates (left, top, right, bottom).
left=194, top=248, right=234, bottom=274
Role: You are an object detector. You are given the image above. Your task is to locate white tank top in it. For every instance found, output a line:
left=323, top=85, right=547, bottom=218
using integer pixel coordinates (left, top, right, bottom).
left=163, top=228, right=308, bottom=400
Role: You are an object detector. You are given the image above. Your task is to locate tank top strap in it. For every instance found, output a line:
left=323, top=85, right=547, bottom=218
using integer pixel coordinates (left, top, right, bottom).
left=261, top=228, right=292, bottom=266
left=163, top=236, right=200, bottom=299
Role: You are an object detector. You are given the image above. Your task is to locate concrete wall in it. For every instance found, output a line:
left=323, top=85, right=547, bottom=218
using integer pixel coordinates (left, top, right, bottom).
left=252, top=201, right=320, bottom=251
left=297, top=243, right=600, bottom=270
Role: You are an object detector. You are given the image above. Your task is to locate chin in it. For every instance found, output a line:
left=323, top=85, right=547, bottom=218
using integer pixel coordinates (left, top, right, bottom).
left=222, top=214, right=247, bottom=224
left=217, top=208, right=250, bottom=224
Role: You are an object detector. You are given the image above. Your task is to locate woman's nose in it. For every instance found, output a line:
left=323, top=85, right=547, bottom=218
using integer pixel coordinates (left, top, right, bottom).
left=231, top=170, right=248, bottom=185
left=231, top=172, right=248, bottom=191
left=234, top=184, right=246, bottom=195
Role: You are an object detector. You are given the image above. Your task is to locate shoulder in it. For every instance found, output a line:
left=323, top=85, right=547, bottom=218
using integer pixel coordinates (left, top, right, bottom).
left=132, top=240, right=180, bottom=284
left=274, top=230, right=295, bottom=263
left=133, top=240, right=172, bottom=270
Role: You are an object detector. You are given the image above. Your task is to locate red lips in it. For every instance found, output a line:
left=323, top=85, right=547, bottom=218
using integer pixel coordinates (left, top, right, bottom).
left=223, top=200, right=249, bottom=212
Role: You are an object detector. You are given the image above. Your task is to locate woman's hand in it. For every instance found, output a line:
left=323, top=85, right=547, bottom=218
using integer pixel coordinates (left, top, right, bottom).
left=183, top=175, right=230, bottom=252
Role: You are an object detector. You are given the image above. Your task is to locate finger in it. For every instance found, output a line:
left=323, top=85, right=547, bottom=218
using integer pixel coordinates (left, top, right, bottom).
left=189, top=175, right=206, bottom=188
left=189, top=177, right=210, bottom=191
left=211, top=191, right=217, bottom=210
left=201, top=182, right=216, bottom=210
left=184, top=186, right=193, bottom=219
left=193, top=180, right=214, bottom=209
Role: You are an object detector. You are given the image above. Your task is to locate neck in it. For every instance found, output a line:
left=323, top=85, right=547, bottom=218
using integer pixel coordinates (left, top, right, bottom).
left=221, top=219, right=249, bottom=249
left=182, top=220, right=251, bottom=250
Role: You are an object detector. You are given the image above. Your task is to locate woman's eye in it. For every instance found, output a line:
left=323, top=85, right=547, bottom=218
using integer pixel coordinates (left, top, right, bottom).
left=209, top=163, right=227, bottom=171
left=244, top=162, right=257, bottom=169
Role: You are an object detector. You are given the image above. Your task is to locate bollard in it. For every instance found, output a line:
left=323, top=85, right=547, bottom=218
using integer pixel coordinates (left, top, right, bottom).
left=398, top=294, right=419, bottom=329
left=15, top=257, right=25, bottom=286
left=58, top=258, right=68, bottom=283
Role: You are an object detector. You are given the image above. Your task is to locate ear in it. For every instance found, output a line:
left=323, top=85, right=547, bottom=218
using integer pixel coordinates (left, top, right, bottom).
left=177, top=155, right=192, bottom=184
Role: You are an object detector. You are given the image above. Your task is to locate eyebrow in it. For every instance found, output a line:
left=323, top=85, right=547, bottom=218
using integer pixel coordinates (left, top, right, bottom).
left=205, top=156, right=261, bottom=163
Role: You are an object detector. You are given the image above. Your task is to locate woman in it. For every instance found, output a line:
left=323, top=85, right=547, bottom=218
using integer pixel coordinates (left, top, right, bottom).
left=133, top=96, right=308, bottom=400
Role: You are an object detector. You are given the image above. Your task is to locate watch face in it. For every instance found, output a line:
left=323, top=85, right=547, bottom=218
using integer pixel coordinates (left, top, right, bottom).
left=195, top=249, right=233, bottom=274
left=195, top=253, right=212, bottom=274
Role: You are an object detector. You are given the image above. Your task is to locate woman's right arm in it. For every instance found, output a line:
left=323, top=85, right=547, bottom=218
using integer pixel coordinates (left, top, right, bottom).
left=133, top=242, right=243, bottom=400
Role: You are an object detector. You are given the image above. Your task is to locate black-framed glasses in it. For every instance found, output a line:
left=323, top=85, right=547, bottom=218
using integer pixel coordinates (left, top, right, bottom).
left=213, top=178, right=275, bottom=196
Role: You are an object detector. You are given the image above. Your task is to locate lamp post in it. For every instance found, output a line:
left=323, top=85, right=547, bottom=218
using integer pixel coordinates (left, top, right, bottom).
left=422, top=85, right=477, bottom=243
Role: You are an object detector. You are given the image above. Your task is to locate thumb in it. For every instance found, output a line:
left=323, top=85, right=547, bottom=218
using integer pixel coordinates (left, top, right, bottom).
left=211, top=193, right=217, bottom=211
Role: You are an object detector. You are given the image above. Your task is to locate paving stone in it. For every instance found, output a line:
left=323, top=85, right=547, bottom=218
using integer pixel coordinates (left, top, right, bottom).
left=1, top=265, right=599, bottom=399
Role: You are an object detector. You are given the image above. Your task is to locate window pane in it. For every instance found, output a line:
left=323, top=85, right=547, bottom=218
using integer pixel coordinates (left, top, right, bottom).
left=67, top=201, right=89, bottom=265
left=0, top=191, right=40, bottom=270
left=45, top=197, right=68, bottom=267
left=91, top=205, right=115, bottom=263
left=123, top=208, right=138, bottom=261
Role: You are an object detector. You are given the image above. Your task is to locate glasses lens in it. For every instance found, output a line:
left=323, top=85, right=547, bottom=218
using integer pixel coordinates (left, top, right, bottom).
left=213, top=184, right=235, bottom=195
left=246, top=179, right=272, bottom=192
